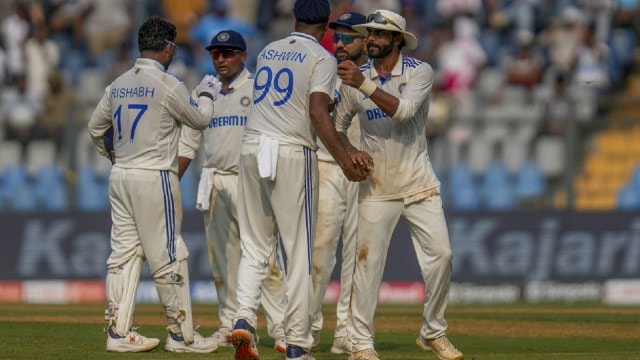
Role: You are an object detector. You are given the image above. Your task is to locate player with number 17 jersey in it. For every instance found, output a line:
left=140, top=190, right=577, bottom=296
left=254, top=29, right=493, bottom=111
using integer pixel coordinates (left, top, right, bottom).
left=244, top=32, right=337, bottom=148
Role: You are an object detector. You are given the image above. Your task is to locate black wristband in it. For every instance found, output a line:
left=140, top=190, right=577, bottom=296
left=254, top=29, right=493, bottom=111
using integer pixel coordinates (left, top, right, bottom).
left=198, top=92, right=214, bottom=100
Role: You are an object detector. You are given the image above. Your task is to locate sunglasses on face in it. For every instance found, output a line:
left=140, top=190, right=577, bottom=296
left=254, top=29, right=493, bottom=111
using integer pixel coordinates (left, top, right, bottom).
left=332, top=32, right=364, bottom=45
left=211, top=49, right=243, bottom=59
left=367, top=12, right=402, bottom=31
left=164, top=39, right=179, bottom=55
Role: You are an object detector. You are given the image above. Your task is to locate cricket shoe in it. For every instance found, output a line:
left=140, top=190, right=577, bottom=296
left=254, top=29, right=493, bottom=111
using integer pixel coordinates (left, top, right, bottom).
left=211, top=329, right=232, bottom=347
left=106, top=327, right=160, bottom=352
left=349, top=348, right=380, bottom=360
left=165, top=329, right=218, bottom=353
left=274, top=335, right=287, bottom=353
left=311, top=332, right=320, bottom=349
left=416, top=335, right=464, bottom=360
left=330, top=336, right=352, bottom=354
left=230, top=319, right=260, bottom=360
left=286, top=344, right=315, bottom=360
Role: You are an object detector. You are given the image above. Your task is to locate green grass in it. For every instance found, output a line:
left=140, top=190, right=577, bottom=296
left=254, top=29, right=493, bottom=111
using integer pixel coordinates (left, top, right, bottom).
left=1, top=303, right=639, bottom=359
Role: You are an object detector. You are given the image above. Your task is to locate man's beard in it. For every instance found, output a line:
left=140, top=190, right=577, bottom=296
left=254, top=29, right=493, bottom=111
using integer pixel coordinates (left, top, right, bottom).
left=335, top=48, right=364, bottom=64
left=367, top=42, right=393, bottom=59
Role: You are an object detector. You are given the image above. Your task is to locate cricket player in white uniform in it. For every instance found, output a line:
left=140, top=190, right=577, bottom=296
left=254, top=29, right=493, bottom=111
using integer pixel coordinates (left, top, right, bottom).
left=310, top=11, right=367, bottom=355
left=178, top=30, right=287, bottom=353
left=228, top=1, right=372, bottom=360
left=87, top=16, right=220, bottom=353
left=334, top=10, right=464, bottom=360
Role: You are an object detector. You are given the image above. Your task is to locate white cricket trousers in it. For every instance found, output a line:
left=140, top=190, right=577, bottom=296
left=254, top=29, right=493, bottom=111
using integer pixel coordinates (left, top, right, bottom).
left=235, top=141, right=318, bottom=351
left=107, top=167, right=187, bottom=275
left=311, top=160, right=358, bottom=340
left=203, top=172, right=285, bottom=339
left=349, top=194, right=452, bottom=351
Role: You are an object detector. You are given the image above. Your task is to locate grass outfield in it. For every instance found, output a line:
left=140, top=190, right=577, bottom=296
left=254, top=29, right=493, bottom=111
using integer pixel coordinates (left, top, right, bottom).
left=1, top=303, right=639, bottom=359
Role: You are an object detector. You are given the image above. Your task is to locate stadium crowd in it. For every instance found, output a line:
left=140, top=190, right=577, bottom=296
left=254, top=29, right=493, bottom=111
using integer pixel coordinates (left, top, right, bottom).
left=0, top=0, right=639, bottom=212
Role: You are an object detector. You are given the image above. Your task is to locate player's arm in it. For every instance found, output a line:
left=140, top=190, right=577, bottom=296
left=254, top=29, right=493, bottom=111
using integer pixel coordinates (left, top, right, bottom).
left=338, top=60, right=433, bottom=122
left=177, top=124, right=202, bottom=179
left=166, top=82, right=214, bottom=131
left=334, top=84, right=374, bottom=171
left=87, top=87, right=113, bottom=160
left=310, top=92, right=366, bottom=181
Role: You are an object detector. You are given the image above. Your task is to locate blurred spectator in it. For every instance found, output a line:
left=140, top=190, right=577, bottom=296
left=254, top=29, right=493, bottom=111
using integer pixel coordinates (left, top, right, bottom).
left=268, top=0, right=294, bottom=42
left=352, top=0, right=401, bottom=15
left=37, top=70, right=74, bottom=148
left=538, top=6, right=586, bottom=80
left=24, top=22, right=60, bottom=97
left=82, top=0, right=133, bottom=66
left=2, top=1, right=31, bottom=81
left=574, top=23, right=611, bottom=93
left=538, top=72, right=574, bottom=135
left=436, top=0, right=483, bottom=21
left=189, top=0, right=259, bottom=74
left=436, top=16, right=487, bottom=96
left=503, top=30, right=543, bottom=89
left=0, top=72, right=43, bottom=147
left=578, top=0, right=616, bottom=42
left=44, top=0, right=86, bottom=48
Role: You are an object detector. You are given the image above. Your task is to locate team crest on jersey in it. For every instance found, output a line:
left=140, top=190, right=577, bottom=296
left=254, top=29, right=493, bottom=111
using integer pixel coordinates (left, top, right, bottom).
left=217, top=32, right=230, bottom=42
left=399, top=83, right=407, bottom=94
left=240, top=96, right=251, bottom=107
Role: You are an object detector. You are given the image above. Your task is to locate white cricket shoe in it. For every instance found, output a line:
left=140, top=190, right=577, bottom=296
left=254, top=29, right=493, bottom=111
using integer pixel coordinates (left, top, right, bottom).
left=275, top=335, right=287, bottom=353
left=330, top=336, right=352, bottom=354
left=211, top=329, right=232, bottom=347
left=230, top=319, right=260, bottom=360
left=165, top=330, right=218, bottom=353
left=106, top=328, right=160, bottom=352
left=349, top=348, right=380, bottom=360
left=416, top=335, right=464, bottom=360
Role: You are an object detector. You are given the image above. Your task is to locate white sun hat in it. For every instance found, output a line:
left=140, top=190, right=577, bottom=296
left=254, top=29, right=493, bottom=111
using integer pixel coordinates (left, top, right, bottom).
left=352, top=9, right=418, bottom=50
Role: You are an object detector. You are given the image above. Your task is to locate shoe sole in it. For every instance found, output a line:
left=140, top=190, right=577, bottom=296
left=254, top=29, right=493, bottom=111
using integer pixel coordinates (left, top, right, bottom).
left=330, top=346, right=350, bottom=354
left=106, top=343, right=159, bottom=352
left=275, top=344, right=286, bottom=353
left=230, top=330, right=260, bottom=360
left=164, top=345, right=217, bottom=353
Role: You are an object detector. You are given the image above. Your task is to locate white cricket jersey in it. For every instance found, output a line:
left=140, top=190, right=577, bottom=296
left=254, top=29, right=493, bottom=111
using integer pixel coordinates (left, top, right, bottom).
left=335, top=54, right=440, bottom=201
left=179, top=68, right=254, bottom=173
left=244, top=32, right=337, bottom=149
left=88, top=58, right=212, bottom=173
left=317, top=78, right=361, bottom=162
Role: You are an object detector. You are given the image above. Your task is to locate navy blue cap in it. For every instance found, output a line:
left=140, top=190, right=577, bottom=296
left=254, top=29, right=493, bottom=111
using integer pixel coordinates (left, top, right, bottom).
left=293, top=0, right=330, bottom=24
left=205, top=30, right=246, bottom=51
left=329, top=12, right=366, bottom=30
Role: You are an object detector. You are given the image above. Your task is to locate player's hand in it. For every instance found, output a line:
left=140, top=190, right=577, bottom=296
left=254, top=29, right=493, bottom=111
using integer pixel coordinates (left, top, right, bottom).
left=337, top=60, right=365, bottom=89
left=340, top=152, right=373, bottom=182
left=195, top=75, right=221, bottom=100
left=350, top=150, right=374, bottom=173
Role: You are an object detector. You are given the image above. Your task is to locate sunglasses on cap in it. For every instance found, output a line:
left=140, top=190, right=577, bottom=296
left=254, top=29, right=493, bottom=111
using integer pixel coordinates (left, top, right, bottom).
left=210, top=48, right=244, bottom=59
left=366, top=12, right=402, bottom=31
left=332, top=32, right=364, bottom=45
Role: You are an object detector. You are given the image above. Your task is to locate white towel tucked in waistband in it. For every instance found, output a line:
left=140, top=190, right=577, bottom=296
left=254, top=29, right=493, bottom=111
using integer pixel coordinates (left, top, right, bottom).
left=258, top=134, right=279, bottom=180
left=196, top=167, right=217, bottom=211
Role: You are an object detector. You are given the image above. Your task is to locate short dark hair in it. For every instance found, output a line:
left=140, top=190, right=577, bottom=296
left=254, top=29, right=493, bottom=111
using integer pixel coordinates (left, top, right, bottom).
left=137, top=16, right=177, bottom=52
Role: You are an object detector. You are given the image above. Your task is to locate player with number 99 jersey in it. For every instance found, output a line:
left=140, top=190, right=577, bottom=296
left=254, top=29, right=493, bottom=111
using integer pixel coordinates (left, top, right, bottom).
left=243, top=33, right=337, bottom=148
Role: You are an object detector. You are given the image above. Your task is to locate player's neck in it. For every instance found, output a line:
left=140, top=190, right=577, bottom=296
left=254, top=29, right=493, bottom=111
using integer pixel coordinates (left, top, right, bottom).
left=372, top=51, right=400, bottom=77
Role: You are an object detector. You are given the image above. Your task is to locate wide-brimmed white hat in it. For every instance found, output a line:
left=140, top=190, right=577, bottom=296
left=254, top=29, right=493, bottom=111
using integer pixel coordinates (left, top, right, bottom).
left=352, top=9, right=418, bottom=50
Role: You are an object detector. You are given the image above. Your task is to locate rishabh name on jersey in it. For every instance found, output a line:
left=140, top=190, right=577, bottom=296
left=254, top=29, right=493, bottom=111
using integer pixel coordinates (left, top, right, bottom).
left=244, top=32, right=337, bottom=149
left=336, top=54, right=440, bottom=201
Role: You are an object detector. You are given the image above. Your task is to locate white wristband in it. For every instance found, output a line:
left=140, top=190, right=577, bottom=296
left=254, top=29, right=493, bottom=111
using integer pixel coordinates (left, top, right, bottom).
left=358, top=78, right=377, bottom=97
